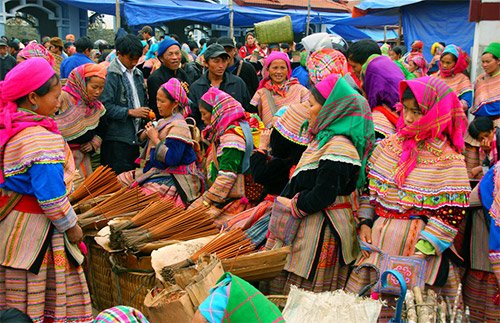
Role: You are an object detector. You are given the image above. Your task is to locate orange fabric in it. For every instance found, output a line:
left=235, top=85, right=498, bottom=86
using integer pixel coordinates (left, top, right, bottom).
left=373, top=105, right=399, bottom=126
left=83, top=63, right=107, bottom=79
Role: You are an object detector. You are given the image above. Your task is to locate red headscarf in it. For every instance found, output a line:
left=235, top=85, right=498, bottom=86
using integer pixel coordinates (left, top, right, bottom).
left=0, top=57, right=59, bottom=183
left=161, top=78, right=190, bottom=117
left=17, top=41, right=55, bottom=67
left=394, top=76, right=467, bottom=186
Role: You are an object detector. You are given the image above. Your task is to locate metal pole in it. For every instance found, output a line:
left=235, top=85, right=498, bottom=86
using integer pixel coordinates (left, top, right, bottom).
left=115, top=0, right=121, bottom=31
left=384, top=25, right=387, bottom=43
left=306, top=0, right=311, bottom=36
left=229, top=0, right=234, bottom=39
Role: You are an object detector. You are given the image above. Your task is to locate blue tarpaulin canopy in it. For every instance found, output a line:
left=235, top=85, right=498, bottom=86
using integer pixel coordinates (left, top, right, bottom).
left=328, top=25, right=398, bottom=42
left=58, top=0, right=123, bottom=16
left=355, top=0, right=424, bottom=10
left=124, top=0, right=228, bottom=26
left=402, top=1, right=475, bottom=61
left=124, top=0, right=348, bottom=32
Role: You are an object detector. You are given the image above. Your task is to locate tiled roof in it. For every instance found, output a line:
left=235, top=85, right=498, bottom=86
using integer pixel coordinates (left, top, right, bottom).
left=233, top=0, right=351, bottom=13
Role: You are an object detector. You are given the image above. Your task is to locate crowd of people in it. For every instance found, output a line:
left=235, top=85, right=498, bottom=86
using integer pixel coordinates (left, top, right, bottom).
left=0, top=25, right=499, bottom=322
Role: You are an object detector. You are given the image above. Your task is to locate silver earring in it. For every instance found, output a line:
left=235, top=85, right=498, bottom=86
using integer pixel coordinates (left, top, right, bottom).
left=31, top=104, right=38, bottom=111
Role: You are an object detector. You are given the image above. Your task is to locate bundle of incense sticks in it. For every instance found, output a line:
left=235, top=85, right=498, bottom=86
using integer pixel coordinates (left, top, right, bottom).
left=78, top=187, right=159, bottom=228
left=109, top=199, right=180, bottom=250
left=120, top=207, right=218, bottom=252
left=69, top=165, right=122, bottom=203
left=190, top=228, right=255, bottom=261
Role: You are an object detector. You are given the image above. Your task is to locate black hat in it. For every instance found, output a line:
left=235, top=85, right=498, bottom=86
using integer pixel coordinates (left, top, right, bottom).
left=217, top=36, right=235, bottom=48
left=0, top=40, right=7, bottom=47
left=204, top=44, right=230, bottom=60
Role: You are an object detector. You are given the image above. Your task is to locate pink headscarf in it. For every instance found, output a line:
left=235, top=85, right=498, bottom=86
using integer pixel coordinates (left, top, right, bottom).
left=408, top=53, right=428, bottom=76
left=17, top=41, right=55, bottom=67
left=314, top=74, right=340, bottom=100
left=394, top=76, right=467, bottom=186
left=161, top=78, right=190, bottom=117
left=0, top=57, right=59, bottom=183
left=200, top=87, right=246, bottom=143
left=258, top=51, right=292, bottom=90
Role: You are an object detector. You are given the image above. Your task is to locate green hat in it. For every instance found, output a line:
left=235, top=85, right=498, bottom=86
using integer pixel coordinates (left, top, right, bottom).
left=484, top=42, right=500, bottom=59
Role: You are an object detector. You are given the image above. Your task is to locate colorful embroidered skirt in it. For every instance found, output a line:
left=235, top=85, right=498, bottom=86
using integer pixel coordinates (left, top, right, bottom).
left=0, top=231, right=93, bottom=323
left=463, top=269, right=500, bottom=322
left=269, top=225, right=348, bottom=294
left=71, top=149, right=94, bottom=179
left=345, top=217, right=462, bottom=322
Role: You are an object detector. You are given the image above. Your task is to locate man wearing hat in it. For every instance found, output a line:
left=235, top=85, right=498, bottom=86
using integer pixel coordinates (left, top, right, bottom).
left=0, top=40, right=16, bottom=81
left=147, top=36, right=189, bottom=118
left=139, top=25, right=157, bottom=47
left=48, top=37, right=65, bottom=76
left=217, top=36, right=259, bottom=98
left=189, top=43, right=251, bottom=128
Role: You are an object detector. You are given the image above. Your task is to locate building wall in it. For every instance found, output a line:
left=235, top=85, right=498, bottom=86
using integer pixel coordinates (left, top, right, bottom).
left=0, top=0, right=87, bottom=40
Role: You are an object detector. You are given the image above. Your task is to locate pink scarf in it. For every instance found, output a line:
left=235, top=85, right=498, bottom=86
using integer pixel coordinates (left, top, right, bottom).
left=394, top=76, right=467, bottom=186
left=161, top=78, right=190, bottom=117
left=200, top=87, right=246, bottom=143
left=0, top=58, right=60, bottom=183
left=258, top=51, right=293, bottom=91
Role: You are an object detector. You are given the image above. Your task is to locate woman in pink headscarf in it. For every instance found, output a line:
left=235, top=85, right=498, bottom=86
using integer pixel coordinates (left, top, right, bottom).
left=16, top=41, right=55, bottom=67
left=117, top=78, right=203, bottom=207
left=346, top=77, right=470, bottom=320
left=407, top=53, right=428, bottom=78
left=250, top=51, right=309, bottom=128
left=0, top=58, right=92, bottom=322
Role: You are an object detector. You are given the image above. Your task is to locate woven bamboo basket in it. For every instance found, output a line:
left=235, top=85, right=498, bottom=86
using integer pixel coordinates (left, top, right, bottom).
left=255, top=15, right=293, bottom=44
left=267, top=295, right=288, bottom=311
left=221, top=246, right=291, bottom=281
left=84, top=237, right=115, bottom=311
left=109, top=254, right=157, bottom=315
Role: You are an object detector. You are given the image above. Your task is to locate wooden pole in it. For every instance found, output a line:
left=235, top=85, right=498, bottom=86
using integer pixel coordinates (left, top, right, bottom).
left=229, top=0, right=234, bottom=39
left=115, top=0, right=121, bottom=31
left=306, top=0, right=311, bottom=36
left=397, top=8, right=402, bottom=45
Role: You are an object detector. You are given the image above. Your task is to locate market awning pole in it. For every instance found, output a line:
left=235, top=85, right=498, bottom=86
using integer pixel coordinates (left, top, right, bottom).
left=229, top=0, right=234, bottom=39
left=397, top=8, right=402, bottom=45
left=306, top=0, right=311, bottom=36
left=384, top=25, right=387, bottom=43
left=115, top=0, right=121, bottom=31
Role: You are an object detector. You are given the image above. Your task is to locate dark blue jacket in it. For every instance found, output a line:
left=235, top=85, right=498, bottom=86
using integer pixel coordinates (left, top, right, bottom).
left=100, top=58, right=147, bottom=145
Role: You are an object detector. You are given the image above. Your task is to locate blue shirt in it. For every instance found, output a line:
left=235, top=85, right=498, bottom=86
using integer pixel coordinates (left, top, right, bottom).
left=60, top=53, right=94, bottom=78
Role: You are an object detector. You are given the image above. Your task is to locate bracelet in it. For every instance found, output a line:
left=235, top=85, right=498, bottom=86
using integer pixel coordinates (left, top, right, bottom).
left=358, top=219, right=373, bottom=229
left=202, top=200, right=210, bottom=208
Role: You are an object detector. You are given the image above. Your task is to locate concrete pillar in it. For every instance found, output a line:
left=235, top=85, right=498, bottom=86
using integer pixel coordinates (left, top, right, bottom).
left=0, top=22, right=5, bottom=37
left=470, top=20, right=500, bottom=81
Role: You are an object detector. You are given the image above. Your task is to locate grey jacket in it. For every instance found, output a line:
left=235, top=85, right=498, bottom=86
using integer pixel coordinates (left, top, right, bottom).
left=100, top=58, right=147, bottom=145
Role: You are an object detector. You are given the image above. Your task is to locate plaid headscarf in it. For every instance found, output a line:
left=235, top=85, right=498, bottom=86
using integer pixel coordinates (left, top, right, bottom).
left=307, top=48, right=348, bottom=85
left=408, top=53, right=428, bottom=76
left=439, top=44, right=470, bottom=78
left=310, top=74, right=375, bottom=188
left=95, top=306, right=149, bottom=323
left=160, top=78, right=190, bottom=117
left=17, top=41, right=55, bottom=66
left=395, top=76, right=467, bottom=186
left=200, top=273, right=284, bottom=323
left=201, top=87, right=246, bottom=143
left=62, top=63, right=106, bottom=115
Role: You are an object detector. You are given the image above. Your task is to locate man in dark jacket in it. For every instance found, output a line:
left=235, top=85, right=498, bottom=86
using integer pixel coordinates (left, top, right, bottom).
left=217, top=36, right=259, bottom=98
left=100, top=35, right=150, bottom=174
left=147, top=36, right=189, bottom=118
left=0, top=41, right=16, bottom=81
left=189, top=44, right=251, bottom=128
